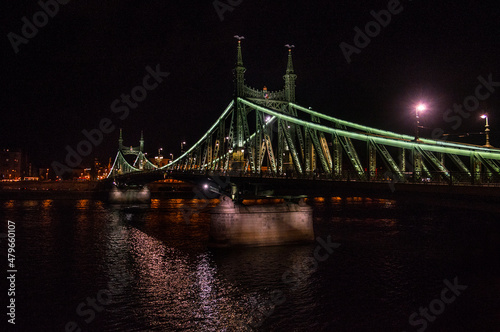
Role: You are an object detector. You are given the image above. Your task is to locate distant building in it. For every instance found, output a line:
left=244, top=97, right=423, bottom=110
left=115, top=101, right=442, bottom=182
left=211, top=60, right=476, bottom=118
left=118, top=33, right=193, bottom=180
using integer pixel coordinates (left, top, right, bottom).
left=151, top=156, right=171, bottom=167
left=0, top=149, right=28, bottom=180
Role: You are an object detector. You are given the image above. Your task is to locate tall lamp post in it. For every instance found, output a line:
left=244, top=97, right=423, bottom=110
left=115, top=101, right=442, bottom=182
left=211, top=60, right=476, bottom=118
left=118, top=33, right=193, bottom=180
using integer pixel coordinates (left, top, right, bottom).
left=180, top=141, right=186, bottom=154
left=415, top=103, right=427, bottom=141
left=480, top=114, right=492, bottom=147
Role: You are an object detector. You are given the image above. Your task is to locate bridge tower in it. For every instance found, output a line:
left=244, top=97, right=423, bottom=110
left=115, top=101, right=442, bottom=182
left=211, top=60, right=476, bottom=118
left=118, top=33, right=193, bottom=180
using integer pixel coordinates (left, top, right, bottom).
left=225, top=39, right=307, bottom=175
left=232, top=38, right=247, bottom=171
left=162, top=39, right=500, bottom=185
left=107, top=130, right=157, bottom=178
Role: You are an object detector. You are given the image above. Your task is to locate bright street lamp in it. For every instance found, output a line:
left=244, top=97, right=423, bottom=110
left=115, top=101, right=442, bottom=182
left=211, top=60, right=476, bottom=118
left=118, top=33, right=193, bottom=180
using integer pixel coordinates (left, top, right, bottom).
left=415, top=103, right=427, bottom=141
left=180, top=141, right=186, bottom=153
left=480, top=114, right=492, bottom=147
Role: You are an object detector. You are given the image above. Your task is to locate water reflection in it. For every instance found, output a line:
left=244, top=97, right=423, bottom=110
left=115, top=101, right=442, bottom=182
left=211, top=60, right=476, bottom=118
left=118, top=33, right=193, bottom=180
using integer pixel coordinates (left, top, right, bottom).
left=4, top=199, right=15, bottom=208
left=105, top=200, right=322, bottom=331
left=75, top=199, right=90, bottom=209
left=3, top=196, right=498, bottom=331
left=42, top=199, right=53, bottom=209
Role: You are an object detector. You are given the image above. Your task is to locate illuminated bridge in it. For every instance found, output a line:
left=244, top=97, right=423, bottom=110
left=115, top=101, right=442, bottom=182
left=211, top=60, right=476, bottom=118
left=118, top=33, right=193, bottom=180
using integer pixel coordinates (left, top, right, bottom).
left=106, top=40, right=500, bottom=199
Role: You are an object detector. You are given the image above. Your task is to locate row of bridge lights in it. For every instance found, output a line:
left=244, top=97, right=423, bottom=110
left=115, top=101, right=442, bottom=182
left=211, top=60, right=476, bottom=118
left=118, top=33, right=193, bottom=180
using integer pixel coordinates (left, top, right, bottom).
left=414, top=102, right=492, bottom=147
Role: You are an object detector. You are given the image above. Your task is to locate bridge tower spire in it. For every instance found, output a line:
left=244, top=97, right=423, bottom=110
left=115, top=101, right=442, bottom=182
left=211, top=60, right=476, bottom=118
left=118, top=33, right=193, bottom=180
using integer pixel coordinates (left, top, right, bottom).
left=233, top=36, right=246, bottom=97
left=232, top=35, right=247, bottom=154
left=284, top=45, right=297, bottom=102
left=140, top=130, right=144, bottom=152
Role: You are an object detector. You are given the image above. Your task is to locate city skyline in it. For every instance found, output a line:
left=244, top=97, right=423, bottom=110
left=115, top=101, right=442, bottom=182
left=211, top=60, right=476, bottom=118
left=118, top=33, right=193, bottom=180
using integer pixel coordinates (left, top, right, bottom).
left=3, top=1, right=500, bottom=170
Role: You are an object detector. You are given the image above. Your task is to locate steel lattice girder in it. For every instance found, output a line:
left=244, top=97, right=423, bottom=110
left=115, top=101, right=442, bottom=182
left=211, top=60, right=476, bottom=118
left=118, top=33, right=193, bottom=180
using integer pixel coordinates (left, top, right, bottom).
left=280, top=120, right=303, bottom=174
left=239, top=99, right=500, bottom=161
left=448, top=154, right=472, bottom=177
left=308, top=128, right=330, bottom=173
left=417, top=147, right=450, bottom=178
left=477, top=155, right=500, bottom=174
left=371, top=140, right=404, bottom=181
left=163, top=98, right=500, bottom=177
left=290, top=102, right=500, bottom=157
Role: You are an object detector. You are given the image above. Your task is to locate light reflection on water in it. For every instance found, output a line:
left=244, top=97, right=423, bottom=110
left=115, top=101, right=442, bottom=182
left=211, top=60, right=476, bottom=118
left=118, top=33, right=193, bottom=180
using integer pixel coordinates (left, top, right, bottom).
left=101, top=203, right=273, bottom=331
left=1, top=197, right=499, bottom=331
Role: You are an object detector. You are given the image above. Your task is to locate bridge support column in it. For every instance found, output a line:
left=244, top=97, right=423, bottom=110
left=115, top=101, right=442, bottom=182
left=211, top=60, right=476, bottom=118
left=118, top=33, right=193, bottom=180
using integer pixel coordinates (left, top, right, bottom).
left=311, top=145, right=316, bottom=175
left=305, top=129, right=312, bottom=174
left=436, top=152, right=445, bottom=182
left=399, top=148, right=405, bottom=173
left=471, top=153, right=481, bottom=184
left=278, top=119, right=284, bottom=175
left=368, top=141, right=376, bottom=180
left=412, top=148, right=422, bottom=182
left=333, top=135, right=342, bottom=178
left=209, top=196, right=313, bottom=247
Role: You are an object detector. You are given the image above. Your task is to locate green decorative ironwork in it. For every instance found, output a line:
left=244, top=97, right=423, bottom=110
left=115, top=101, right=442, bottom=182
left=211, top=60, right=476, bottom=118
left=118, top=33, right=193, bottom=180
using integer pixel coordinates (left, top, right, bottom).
left=106, top=41, right=500, bottom=188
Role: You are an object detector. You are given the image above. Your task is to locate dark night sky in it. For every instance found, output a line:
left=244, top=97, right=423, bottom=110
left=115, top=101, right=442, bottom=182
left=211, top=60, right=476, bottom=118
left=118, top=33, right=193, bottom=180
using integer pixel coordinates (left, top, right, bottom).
left=2, top=0, right=500, bottom=169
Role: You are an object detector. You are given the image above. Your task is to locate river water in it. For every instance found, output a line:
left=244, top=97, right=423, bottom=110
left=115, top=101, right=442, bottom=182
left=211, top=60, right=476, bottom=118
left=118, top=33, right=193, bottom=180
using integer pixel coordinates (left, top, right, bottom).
left=1, top=196, right=499, bottom=331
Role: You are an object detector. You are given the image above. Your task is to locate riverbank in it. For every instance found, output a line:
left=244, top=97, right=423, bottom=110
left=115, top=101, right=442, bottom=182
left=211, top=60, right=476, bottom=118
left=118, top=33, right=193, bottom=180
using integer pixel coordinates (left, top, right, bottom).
left=0, top=180, right=194, bottom=200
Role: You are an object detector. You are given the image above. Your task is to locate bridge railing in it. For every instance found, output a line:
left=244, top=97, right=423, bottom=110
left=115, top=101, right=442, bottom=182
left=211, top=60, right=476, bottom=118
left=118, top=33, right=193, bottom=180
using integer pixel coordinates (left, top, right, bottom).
left=164, top=169, right=500, bottom=187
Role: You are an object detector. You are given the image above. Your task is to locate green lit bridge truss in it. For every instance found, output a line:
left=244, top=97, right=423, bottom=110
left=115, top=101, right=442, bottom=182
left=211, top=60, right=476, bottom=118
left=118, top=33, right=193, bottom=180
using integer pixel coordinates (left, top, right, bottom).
left=110, top=40, right=500, bottom=186
left=108, top=129, right=158, bottom=178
